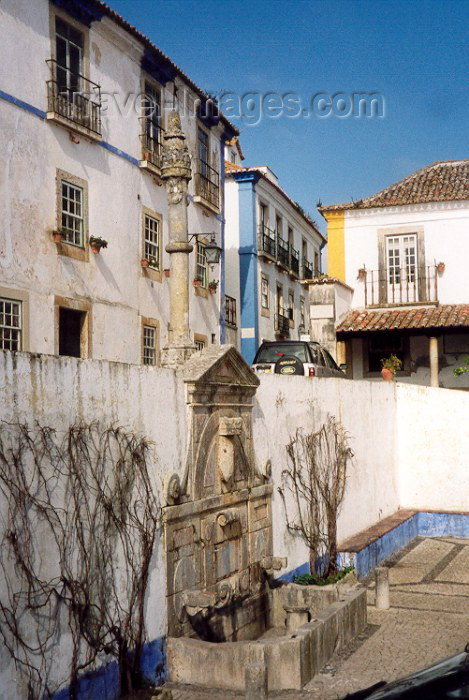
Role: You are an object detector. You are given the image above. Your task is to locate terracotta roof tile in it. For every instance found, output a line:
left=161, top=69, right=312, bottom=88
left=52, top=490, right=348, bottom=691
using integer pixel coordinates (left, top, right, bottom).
left=336, top=304, right=469, bottom=334
left=320, top=160, right=469, bottom=213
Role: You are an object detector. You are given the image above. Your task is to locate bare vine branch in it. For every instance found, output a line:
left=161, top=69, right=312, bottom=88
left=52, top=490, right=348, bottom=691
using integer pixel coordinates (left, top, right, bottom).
left=0, top=422, right=160, bottom=699
left=279, top=416, right=353, bottom=578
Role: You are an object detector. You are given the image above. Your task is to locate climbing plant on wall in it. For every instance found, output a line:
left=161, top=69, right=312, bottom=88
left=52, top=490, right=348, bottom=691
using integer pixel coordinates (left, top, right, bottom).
left=0, top=422, right=160, bottom=699
left=279, top=416, right=353, bottom=579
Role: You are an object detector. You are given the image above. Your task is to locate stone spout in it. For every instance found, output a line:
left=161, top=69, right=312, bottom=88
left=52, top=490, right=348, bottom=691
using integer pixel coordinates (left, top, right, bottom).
left=260, top=556, right=288, bottom=572
left=217, top=510, right=239, bottom=527
left=183, top=589, right=218, bottom=617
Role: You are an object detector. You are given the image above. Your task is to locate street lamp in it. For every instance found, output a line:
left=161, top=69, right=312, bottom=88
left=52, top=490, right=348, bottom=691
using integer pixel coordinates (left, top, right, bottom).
left=189, top=233, right=222, bottom=264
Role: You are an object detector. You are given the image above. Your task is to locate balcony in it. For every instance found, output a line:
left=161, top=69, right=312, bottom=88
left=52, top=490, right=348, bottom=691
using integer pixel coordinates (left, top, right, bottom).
left=290, top=247, right=300, bottom=277
left=275, top=310, right=290, bottom=337
left=277, top=237, right=289, bottom=269
left=140, top=124, right=164, bottom=173
left=302, top=259, right=314, bottom=280
left=46, top=59, right=101, bottom=139
left=363, top=265, right=438, bottom=307
left=258, top=225, right=276, bottom=259
left=194, top=160, right=220, bottom=213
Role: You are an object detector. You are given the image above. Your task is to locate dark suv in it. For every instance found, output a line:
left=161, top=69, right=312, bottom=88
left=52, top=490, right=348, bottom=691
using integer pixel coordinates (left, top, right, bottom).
left=251, top=340, right=347, bottom=378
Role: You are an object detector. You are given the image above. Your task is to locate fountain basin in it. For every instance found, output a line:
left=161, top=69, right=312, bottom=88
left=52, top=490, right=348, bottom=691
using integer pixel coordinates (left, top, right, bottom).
left=167, top=586, right=366, bottom=691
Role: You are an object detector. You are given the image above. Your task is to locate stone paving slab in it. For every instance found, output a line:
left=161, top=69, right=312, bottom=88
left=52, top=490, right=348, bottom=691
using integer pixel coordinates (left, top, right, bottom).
left=436, top=545, right=469, bottom=584
left=388, top=538, right=454, bottom=584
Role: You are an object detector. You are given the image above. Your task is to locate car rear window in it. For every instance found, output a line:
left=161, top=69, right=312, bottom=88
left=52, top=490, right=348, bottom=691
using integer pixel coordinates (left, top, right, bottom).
left=255, top=344, right=308, bottom=363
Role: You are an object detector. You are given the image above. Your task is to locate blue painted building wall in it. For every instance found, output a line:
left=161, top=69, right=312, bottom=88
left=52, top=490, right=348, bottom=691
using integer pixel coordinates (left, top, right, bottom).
left=236, top=173, right=260, bottom=363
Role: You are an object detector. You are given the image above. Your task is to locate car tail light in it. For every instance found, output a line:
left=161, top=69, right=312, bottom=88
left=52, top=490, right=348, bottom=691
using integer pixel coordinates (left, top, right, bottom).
left=308, top=367, right=316, bottom=377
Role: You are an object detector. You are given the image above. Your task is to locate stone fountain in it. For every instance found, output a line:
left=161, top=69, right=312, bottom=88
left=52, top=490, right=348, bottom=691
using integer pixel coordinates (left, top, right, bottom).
left=163, top=346, right=366, bottom=692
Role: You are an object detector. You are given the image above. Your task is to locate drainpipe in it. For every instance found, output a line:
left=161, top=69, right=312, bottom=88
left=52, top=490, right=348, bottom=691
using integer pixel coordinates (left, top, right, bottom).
left=429, top=336, right=439, bottom=387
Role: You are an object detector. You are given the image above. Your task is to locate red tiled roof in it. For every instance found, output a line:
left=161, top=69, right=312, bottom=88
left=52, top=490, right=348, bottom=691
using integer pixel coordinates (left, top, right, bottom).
left=320, top=160, right=469, bottom=213
left=336, top=305, right=469, bottom=334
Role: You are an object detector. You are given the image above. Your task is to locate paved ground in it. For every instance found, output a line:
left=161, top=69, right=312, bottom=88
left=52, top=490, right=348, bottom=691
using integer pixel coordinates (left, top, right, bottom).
left=161, top=536, right=469, bottom=699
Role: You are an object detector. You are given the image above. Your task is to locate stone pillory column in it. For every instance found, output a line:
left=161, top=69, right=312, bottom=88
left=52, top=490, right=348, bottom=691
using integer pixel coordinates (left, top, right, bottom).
left=161, top=111, right=197, bottom=368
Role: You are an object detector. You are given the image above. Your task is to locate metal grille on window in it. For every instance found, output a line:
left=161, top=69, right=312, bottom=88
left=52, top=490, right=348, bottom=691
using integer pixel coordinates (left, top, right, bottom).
left=143, top=325, right=156, bottom=365
left=61, top=181, right=84, bottom=246
left=225, top=295, right=237, bottom=327
left=144, top=215, right=159, bottom=268
left=261, top=277, right=269, bottom=308
left=0, top=298, right=21, bottom=351
left=196, top=243, right=207, bottom=287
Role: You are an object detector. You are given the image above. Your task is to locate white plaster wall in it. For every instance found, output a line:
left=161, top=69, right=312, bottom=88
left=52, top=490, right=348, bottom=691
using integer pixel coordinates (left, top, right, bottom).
left=0, top=0, right=225, bottom=360
left=343, top=202, right=469, bottom=308
left=0, top=350, right=187, bottom=697
left=253, top=376, right=400, bottom=573
left=396, top=383, right=469, bottom=512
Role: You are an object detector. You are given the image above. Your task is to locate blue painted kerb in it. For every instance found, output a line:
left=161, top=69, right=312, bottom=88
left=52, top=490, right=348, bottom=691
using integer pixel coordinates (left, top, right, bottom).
left=279, top=511, right=469, bottom=583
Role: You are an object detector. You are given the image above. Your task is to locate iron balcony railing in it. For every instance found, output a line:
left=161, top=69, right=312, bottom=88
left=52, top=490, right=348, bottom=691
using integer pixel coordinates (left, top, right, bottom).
left=140, top=122, right=164, bottom=169
left=275, top=310, right=290, bottom=336
left=46, top=59, right=101, bottom=135
left=258, top=224, right=276, bottom=257
left=290, top=247, right=300, bottom=276
left=363, top=265, right=438, bottom=307
left=302, top=259, right=314, bottom=280
left=277, top=237, right=289, bottom=268
left=195, top=159, right=220, bottom=210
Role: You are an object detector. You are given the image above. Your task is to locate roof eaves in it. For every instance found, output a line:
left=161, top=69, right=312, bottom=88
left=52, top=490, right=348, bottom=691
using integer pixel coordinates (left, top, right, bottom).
left=92, top=0, right=238, bottom=136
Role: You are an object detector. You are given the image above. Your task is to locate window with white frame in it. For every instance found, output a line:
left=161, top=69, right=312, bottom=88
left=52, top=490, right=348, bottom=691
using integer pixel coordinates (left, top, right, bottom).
left=144, top=213, right=160, bottom=268
left=300, top=296, right=306, bottom=328
left=261, top=275, right=269, bottom=309
left=196, top=243, right=208, bottom=287
left=0, top=297, right=22, bottom=351
left=143, top=325, right=157, bottom=365
left=61, top=180, right=84, bottom=246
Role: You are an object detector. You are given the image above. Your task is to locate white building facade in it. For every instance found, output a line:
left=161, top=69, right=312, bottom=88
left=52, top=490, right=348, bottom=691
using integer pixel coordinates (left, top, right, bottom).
left=318, top=160, right=469, bottom=388
left=224, top=163, right=325, bottom=361
left=0, top=0, right=237, bottom=364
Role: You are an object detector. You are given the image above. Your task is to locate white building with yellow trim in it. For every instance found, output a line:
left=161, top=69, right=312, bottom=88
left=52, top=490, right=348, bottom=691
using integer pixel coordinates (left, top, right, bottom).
left=313, top=160, right=469, bottom=388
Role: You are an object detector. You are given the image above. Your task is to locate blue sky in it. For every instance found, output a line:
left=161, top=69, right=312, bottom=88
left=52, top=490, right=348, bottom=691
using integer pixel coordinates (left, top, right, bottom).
left=111, top=0, right=468, bottom=231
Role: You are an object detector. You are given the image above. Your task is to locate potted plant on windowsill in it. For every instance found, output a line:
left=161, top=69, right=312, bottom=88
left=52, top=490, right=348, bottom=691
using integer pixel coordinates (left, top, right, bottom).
left=52, top=227, right=67, bottom=243
left=193, top=277, right=203, bottom=288
left=141, top=256, right=157, bottom=269
left=437, top=261, right=445, bottom=274
left=89, top=236, right=108, bottom=254
left=381, top=353, right=402, bottom=380
left=208, top=280, right=219, bottom=294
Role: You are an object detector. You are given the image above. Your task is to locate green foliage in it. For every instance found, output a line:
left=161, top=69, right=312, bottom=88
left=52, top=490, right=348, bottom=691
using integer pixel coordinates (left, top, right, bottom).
left=381, top=353, right=402, bottom=374
left=453, top=357, right=469, bottom=376
left=89, top=235, right=108, bottom=248
left=294, top=566, right=354, bottom=587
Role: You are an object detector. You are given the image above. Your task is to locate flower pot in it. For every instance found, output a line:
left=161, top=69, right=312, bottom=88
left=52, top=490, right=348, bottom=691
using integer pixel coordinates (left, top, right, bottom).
left=91, top=244, right=101, bottom=254
left=164, top=269, right=170, bottom=278
left=52, top=231, right=63, bottom=243
left=141, top=259, right=150, bottom=269
left=193, top=279, right=202, bottom=288
left=209, top=286, right=217, bottom=294
left=143, top=150, right=152, bottom=162
left=437, top=262, right=445, bottom=274
left=381, top=367, right=394, bottom=381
